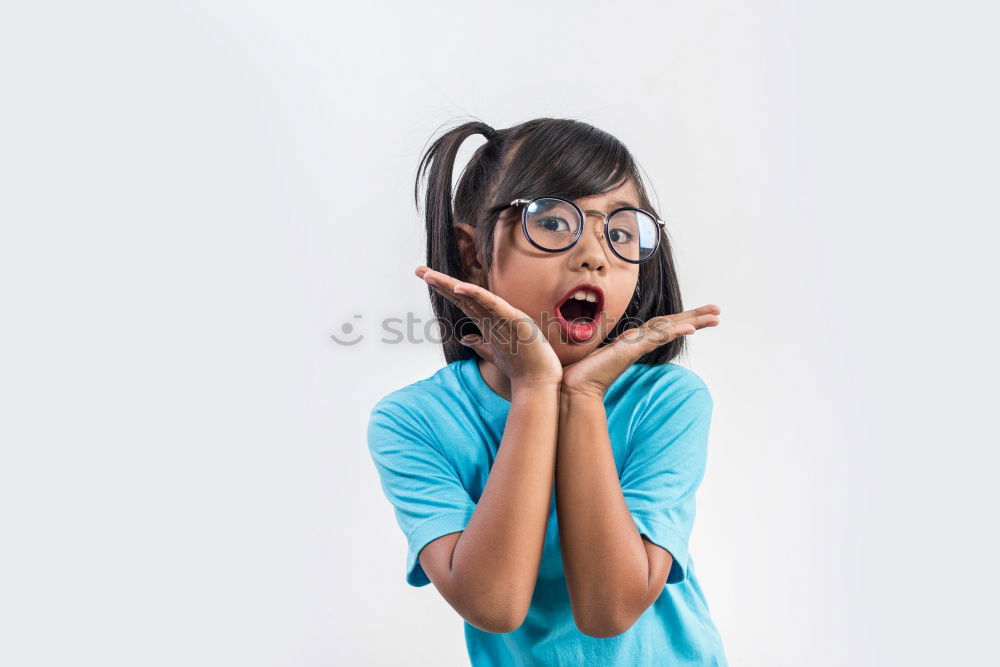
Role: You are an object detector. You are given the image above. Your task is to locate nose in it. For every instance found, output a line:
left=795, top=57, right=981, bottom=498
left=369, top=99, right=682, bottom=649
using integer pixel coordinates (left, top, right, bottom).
left=567, top=212, right=609, bottom=273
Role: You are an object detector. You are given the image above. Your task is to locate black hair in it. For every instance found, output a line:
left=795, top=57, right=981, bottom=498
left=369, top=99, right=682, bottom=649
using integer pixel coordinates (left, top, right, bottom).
left=414, top=116, right=689, bottom=367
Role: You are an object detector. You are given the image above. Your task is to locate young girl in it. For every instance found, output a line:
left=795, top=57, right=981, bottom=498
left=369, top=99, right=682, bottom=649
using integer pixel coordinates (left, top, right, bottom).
left=368, top=118, right=726, bottom=666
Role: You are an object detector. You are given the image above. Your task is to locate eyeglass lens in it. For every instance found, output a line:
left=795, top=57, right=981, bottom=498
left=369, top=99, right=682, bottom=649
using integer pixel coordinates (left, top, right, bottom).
left=523, top=198, right=659, bottom=262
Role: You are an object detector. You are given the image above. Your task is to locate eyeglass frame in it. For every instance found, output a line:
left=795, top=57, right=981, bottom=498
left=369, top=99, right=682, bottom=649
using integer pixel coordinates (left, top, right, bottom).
left=484, top=196, right=666, bottom=264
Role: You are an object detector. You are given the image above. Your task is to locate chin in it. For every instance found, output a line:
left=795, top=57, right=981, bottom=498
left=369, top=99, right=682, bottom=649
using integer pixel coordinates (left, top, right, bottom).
left=554, top=340, right=599, bottom=366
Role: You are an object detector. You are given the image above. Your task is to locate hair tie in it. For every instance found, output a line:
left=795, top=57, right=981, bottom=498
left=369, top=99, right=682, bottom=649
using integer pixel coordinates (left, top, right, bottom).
left=483, top=127, right=496, bottom=140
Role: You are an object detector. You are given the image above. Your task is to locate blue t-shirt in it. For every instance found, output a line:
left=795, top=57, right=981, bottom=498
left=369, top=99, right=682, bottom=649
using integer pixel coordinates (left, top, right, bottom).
left=367, top=357, right=728, bottom=666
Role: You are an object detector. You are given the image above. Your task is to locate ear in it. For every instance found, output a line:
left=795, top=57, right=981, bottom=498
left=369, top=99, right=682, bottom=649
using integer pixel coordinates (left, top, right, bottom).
left=453, top=222, right=487, bottom=288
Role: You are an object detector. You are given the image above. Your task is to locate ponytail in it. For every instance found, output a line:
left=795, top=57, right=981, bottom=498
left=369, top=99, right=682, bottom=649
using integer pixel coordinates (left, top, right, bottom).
left=414, top=120, right=499, bottom=363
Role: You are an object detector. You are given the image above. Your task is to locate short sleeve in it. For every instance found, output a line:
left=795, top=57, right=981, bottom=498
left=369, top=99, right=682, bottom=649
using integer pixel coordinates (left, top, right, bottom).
left=367, top=397, right=478, bottom=587
left=620, top=386, right=713, bottom=585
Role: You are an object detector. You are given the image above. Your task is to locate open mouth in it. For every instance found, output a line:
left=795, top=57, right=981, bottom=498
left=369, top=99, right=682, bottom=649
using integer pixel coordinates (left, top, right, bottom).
left=558, top=295, right=599, bottom=324
left=554, top=284, right=604, bottom=343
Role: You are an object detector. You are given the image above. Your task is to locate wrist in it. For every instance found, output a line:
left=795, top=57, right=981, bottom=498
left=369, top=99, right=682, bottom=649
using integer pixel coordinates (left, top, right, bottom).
left=510, top=377, right=562, bottom=396
left=559, top=383, right=606, bottom=401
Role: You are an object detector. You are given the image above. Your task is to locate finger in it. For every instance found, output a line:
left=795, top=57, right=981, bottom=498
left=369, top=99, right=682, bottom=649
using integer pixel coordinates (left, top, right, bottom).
left=658, top=305, right=720, bottom=329
left=596, top=308, right=719, bottom=371
left=616, top=318, right=689, bottom=354
left=643, top=305, right=719, bottom=333
left=677, top=303, right=721, bottom=318
left=691, top=312, right=721, bottom=329
left=452, top=281, right=519, bottom=320
left=418, top=268, right=529, bottom=345
left=670, top=313, right=719, bottom=334
left=426, top=282, right=490, bottom=329
left=418, top=269, right=496, bottom=322
left=418, top=267, right=466, bottom=294
left=422, top=270, right=525, bottom=341
left=425, top=282, right=510, bottom=346
left=672, top=312, right=721, bottom=332
left=425, top=279, right=482, bottom=315
left=420, top=270, right=492, bottom=321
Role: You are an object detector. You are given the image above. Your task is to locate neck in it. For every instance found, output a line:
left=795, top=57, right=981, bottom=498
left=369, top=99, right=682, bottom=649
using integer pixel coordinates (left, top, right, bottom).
left=477, top=356, right=513, bottom=403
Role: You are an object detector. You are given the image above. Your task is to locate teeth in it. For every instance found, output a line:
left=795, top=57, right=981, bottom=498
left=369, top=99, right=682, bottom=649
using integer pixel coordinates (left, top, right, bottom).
left=571, top=289, right=599, bottom=303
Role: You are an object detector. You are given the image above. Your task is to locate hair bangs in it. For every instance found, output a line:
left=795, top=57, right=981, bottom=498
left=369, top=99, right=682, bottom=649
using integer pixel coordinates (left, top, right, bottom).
left=493, top=123, right=645, bottom=209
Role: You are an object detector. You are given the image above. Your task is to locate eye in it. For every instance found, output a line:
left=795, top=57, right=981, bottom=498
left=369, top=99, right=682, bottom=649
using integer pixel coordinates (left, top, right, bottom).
left=608, top=227, right=635, bottom=244
left=533, top=216, right=572, bottom=233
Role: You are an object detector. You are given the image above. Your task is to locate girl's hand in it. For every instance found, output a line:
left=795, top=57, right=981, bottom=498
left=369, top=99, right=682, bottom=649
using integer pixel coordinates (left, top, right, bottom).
left=416, top=266, right=564, bottom=391
left=561, top=305, right=721, bottom=399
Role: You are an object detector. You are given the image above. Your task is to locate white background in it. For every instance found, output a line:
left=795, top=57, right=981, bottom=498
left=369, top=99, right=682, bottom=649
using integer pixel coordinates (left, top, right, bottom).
left=2, top=1, right=998, bottom=665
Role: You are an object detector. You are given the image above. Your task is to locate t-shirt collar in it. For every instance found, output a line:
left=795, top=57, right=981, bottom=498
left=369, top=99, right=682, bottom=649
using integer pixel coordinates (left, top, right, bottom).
left=458, top=357, right=510, bottom=420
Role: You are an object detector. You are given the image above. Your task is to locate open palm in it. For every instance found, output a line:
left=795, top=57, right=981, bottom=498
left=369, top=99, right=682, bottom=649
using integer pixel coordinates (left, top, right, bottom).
left=416, top=266, right=564, bottom=390
left=561, top=305, right=721, bottom=398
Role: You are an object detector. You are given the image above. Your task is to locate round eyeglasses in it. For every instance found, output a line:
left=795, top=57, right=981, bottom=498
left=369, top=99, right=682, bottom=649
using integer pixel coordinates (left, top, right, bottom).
left=490, top=196, right=665, bottom=264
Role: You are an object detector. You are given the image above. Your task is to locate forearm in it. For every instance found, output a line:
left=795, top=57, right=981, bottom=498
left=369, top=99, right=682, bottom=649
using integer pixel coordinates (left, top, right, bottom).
left=449, top=381, right=560, bottom=627
left=555, top=390, right=651, bottom=637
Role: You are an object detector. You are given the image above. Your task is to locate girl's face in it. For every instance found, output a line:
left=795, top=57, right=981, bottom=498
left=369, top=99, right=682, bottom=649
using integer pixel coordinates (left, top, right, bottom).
left=472, top=180, right=645, bottom=366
